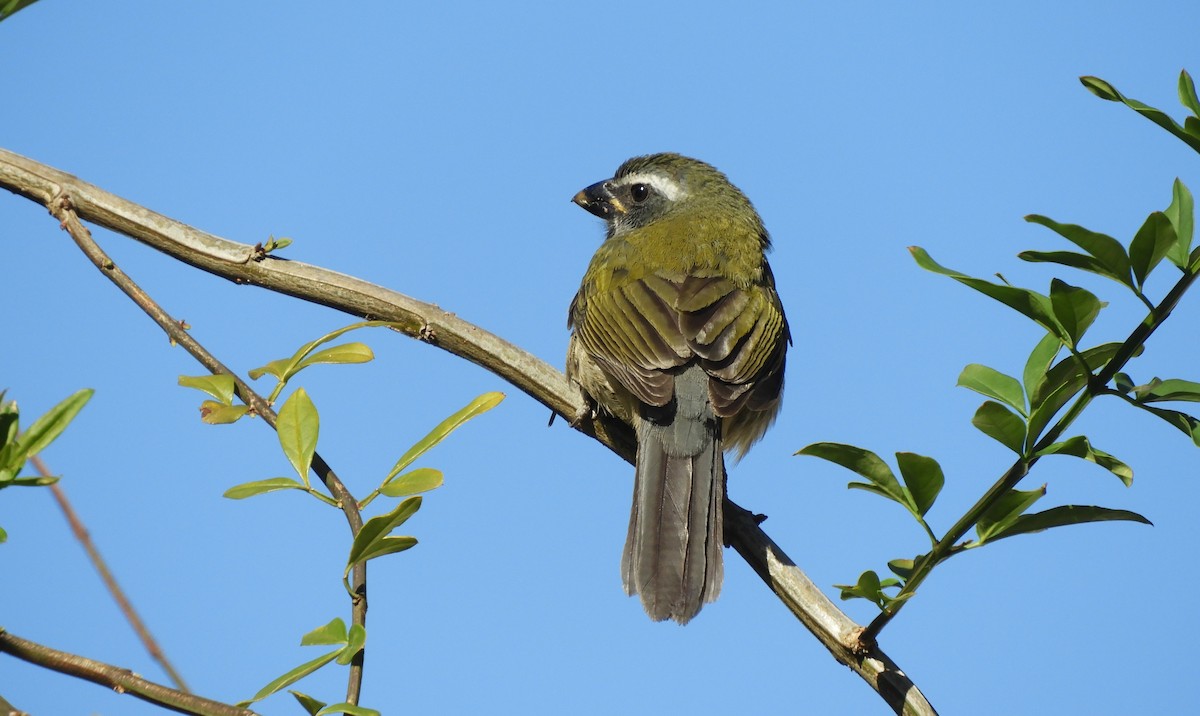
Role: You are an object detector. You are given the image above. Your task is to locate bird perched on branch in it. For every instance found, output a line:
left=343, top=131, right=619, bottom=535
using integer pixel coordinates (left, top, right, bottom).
left=567, top=153, right=790, bottom=624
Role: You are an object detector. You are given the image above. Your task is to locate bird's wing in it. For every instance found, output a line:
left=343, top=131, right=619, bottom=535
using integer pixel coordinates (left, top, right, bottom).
left=573, top=272, right=788, bottom=415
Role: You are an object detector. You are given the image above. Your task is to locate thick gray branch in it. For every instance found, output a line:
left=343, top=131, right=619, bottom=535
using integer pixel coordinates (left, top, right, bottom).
left=0, top=147, right=937, bottom=715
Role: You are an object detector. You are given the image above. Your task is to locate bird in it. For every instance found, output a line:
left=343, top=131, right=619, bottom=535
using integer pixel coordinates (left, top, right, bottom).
left=566, top=153, right=789, bottom=624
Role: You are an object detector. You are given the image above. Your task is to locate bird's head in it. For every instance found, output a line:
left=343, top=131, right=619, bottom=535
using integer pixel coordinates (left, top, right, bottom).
left=572, top=153, right=769, bottom=249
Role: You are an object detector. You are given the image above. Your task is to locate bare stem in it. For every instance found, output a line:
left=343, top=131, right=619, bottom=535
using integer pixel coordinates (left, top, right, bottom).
left=32, top=455, right=190, bottom=692
left=0, top=692, right=27, bottom=716
left=0, top=628, right=255, bottom=716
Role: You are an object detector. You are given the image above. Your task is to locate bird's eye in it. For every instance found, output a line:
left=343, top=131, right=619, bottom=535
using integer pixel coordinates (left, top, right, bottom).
left=630, top=183, right=650, bottom=203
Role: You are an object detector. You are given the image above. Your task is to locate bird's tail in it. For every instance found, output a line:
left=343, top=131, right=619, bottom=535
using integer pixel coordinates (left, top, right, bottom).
left=622, top=365, right=724, bottom=624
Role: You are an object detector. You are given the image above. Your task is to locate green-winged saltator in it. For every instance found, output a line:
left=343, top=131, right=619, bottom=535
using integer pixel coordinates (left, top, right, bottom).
left=567, top=153, right=789, bottom=624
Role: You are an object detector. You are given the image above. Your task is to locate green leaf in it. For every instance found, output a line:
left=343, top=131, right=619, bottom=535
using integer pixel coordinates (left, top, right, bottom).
left=379, top=467, right=444, bottom=497
left=988, top=505, right=1152, bottom=542
left=1114, top=372, right=1136, bottom=394
left=1017, top=249, right=1130, bottom=287
left=1027, top=342, right=1129, bottom=447
left=1131, top=377, right=1162, bottom=401
left=797, top=443, right=911, bottom=511
left=177, top=374, right=236, bottom=405
left=251, top=321, right=395, bottom=384
left=1129, top=212, right=1177, bottom=288
left=346, top=496, right=423, bottom=573
left=1027, top=382, right=1077, bottom=453
left=833, top=570, right=909, bottom=610
left=1164, top=179, right=1195, bottom=269
left=0, top=525, right=7, bottom=543
left=0, top=394, right=18, bottom=445
left=1022, top=332, right=1062, bottom=408
left=843, top=482, right=898, bottom=504
left=1179, top=69, right=1200, bottom=119
left=1135, top=378, right=1200, bottom=403
left=1080, top=75, right=1200, bottom=154
left=336, top=624, right=366, bottom=666
left=244, top=649, right=341, bottom=705
left=895, top=452, right=943, bottom=517
left=348, top=535, right=418, bottom=568
left=1129, top=403, right=1200, bottom=447
left=834, top=569, right=884, bottom=606
left=972, top=401, right=1027, bottom=455
left=386, top=392, right=505, bottom=480
left=223, top=477, right=307, bottom=500
left=9, top=475, right=59, bottom=487
left=0, top=0, right=41, bottom=23
left=1035, top=435, right=1133, bottom=486
left=1048, top=279, right=1103, bottom=347
left=199, top=401, right=250, bottom=425
left=315, top=705, right=381, bottom=716
left=1080, top=75, right=1121, bottom=101
left=887, top=558, right=915, bottom=581
left=290, top=691, right=327, bottom=716
left=263, top=235, right=293, bottom=253
left=277, top=388, right=319, bottom=483
left=16, top=389, right=93, bottom=459
left=248, top=358, right=290, bottom=381
left=909, top=247, right=1066, bottom=340
left=957, top=364, right=1027, bottom=416
left=975, top=486, right=1046, bottom=544
left=1024, top=214, right=1132, bottom=287
left=300, top=617, right=348, bottom=646
left=1033, top=342, right=1125, bottom=407
left=297, top=342, right=375, bottom=370
left=0, top=410, right=17, bottom=472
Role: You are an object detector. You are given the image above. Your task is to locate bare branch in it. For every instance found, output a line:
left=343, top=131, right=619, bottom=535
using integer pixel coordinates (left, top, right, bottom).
left=0, top=691, right=28, bottom=716
left=1, top=147, right=937, bottom=715
left=725, top=505, right=935, bottom=715
left=33, top=456, right=191, bottom=692
left=0, top=628, right=255, bottom=716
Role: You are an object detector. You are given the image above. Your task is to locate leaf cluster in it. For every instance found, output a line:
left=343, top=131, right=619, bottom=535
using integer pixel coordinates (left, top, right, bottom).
left=179, top=320, right=392, bottom=425
left=179, top=322, right=503, bottom=709
left=237, top=617, right=376, bottom=716
left=0, top=388, right=92, bottom=542
left=800, top=70, right=1200, bottom=623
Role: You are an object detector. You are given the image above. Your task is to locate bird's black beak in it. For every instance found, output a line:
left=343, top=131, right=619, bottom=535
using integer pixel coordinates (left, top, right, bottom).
left=572, top=180, right=623, bottom=220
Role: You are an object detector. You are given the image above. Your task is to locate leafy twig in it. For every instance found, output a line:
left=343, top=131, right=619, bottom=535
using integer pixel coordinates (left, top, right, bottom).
left=45, top=195, right=370, bottom=709
left=0, top=628, right=254, bottom=716
left=859, top=231, right=1200, bottom=644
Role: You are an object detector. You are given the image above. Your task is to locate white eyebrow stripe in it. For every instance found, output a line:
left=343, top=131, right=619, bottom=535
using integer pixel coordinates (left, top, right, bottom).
left=620, top=171, right=688, bottom=202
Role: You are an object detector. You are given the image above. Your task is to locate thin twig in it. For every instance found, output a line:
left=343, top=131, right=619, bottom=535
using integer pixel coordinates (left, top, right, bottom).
left=32, top=455, right=190, bottom=692
left=1, top=147, right=937, bottom=716
left=46, top=194, right=369, bottom=709
left=0, top=628, right=255, bottom=716
left=0, top=692, right=28, bottom=716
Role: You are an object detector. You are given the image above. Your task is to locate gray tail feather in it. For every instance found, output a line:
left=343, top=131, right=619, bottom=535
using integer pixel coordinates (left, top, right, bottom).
left=622, top=366, right=724, bottom=624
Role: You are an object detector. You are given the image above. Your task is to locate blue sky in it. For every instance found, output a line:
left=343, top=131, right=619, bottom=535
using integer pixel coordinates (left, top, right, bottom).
left=3, top=2, right=1200, bottom=714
